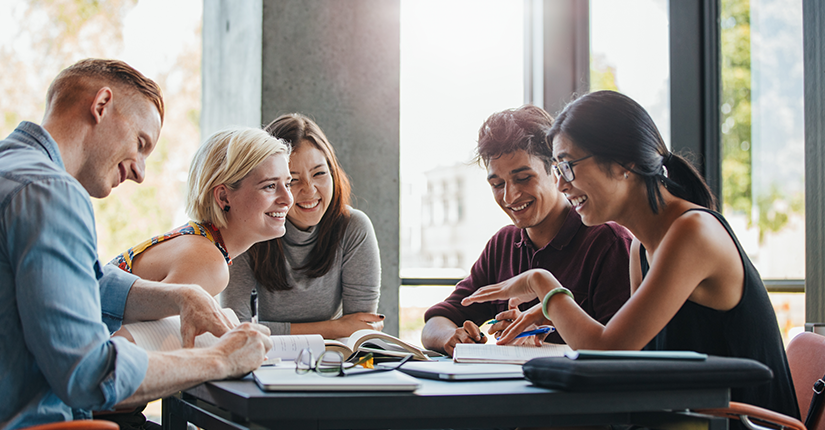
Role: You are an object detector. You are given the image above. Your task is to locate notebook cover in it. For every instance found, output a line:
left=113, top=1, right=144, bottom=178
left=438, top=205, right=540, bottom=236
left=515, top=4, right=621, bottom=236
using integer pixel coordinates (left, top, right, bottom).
left=253, top=367, right=421, bottom=391
left=396, top=361, right=524, bottom=381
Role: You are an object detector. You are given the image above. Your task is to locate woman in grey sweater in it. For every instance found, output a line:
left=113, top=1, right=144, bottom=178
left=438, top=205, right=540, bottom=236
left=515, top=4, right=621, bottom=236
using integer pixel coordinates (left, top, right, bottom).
left=222, top=113, right=383, bottom=338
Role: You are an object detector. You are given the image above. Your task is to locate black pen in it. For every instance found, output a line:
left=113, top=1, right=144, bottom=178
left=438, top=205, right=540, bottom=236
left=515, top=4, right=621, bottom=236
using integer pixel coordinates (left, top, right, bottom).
left=250, top=289, right=259, bottom=324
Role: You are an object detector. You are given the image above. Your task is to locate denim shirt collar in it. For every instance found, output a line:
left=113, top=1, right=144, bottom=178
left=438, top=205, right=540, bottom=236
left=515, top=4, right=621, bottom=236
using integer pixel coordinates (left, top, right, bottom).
left=13, top=121, right=66, bottom=171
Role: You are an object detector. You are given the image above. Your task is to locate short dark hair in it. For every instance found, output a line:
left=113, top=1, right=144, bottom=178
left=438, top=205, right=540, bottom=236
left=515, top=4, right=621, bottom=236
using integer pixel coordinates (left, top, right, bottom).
left=46, top=58, right=165, bottom=123
left=474, top=104, right=555, bottom=173
left=548, top=90, right=716, bottom=213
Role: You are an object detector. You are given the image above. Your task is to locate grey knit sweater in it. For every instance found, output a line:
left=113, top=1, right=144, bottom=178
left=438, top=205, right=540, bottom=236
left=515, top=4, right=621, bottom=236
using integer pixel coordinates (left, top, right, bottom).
left=221, top=207, right=381, bottom=335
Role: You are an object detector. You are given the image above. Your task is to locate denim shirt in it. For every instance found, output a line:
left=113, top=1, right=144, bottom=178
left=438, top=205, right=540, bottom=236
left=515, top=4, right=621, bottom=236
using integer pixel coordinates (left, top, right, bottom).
left=0, top=122, right=149, bottom=429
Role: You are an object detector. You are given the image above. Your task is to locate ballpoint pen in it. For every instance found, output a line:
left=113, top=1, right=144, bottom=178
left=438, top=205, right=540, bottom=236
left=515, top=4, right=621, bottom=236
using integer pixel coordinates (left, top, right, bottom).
left=496, top=326, right=555, bottom=340
left=513, top=326, right=554, bottom=339
left=250, top=288, right=259, bottom=324
left=485, top=318, right=513, bottom=326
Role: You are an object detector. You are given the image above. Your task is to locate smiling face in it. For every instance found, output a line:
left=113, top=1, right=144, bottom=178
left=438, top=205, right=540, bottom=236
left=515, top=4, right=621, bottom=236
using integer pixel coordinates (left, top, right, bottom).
left=552, top=133, right=628, bottom=226
left=77, top=94, right=161, bottom=198
left=487, top=150, right=567, bottom=242
left=287, top=142, right=334, bottom=231
left=224, top=153, right=293, bottom=241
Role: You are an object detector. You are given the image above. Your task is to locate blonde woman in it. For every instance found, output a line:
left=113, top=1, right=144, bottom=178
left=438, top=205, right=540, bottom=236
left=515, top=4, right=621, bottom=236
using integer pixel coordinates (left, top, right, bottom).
left=110, top=127, right=293, bottom=296
left=223, top=114, right=383, bottom=339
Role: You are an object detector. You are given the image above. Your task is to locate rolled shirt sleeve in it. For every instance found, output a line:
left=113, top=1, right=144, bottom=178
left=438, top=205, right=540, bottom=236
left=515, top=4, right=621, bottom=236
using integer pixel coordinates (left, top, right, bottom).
left=99, top=263, right=139, bottom=334
left=3, top=176, right=147, bottom=417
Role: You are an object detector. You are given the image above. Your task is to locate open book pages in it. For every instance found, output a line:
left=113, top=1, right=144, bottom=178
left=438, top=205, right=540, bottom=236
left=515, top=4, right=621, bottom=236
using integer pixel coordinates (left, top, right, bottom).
left=122, top=309, right=325, bottom=363
left=125, top=308, right=240, bottom=351
left=453, top=343, right=573, bottom=365
left=325, top=329, right=443, bottom=361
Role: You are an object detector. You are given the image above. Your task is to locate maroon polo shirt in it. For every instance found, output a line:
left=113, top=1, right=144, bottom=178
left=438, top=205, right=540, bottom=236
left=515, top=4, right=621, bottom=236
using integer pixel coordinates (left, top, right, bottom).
left=424, top=208, right=633, bottom=344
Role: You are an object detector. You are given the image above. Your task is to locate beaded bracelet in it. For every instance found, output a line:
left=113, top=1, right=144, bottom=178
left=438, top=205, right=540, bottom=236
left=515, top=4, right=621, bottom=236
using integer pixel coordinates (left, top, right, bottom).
left=541, top=287, right=574, bottom=320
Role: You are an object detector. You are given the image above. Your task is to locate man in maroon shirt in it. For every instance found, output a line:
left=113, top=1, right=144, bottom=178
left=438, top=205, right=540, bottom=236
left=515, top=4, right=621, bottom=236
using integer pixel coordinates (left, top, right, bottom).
left=421, top=105, right=633, bottom=355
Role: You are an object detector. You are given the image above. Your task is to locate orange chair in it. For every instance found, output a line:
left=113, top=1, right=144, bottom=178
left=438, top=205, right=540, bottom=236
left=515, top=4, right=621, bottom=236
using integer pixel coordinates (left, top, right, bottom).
left=696, top=332, right=825, bottom=430
left=789, top=332, right=825, bottom=430
left=19, top=420, right=119, bottom=430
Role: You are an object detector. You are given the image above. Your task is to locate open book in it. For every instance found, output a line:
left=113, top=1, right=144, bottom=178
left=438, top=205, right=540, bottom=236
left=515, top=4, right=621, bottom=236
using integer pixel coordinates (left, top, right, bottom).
left=122, top=310, right=325, bottom=363
left=453, top=342, right=572, bottom=365
left=324, top=329, right=443, bottom=361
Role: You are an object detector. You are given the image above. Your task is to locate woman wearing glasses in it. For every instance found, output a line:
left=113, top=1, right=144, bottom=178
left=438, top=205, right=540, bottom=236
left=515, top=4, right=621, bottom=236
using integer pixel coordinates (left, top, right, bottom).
left=222, top=113, right=383, bottom=339
left=463, top=91, right=799, bottom=420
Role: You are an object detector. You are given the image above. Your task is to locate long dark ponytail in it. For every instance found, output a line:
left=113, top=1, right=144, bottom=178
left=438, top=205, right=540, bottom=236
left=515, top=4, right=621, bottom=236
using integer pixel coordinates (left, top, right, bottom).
left=548, top=91, right=717, bottom=213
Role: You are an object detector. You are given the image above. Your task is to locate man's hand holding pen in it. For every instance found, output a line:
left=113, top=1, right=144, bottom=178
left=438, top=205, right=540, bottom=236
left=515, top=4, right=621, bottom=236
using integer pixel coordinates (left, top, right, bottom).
left=489, top=306, right=552, bottom=347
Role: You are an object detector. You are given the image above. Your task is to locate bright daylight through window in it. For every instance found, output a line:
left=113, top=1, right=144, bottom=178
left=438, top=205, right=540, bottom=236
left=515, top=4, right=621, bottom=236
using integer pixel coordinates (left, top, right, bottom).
left=719, top=0, right=805, bottom=342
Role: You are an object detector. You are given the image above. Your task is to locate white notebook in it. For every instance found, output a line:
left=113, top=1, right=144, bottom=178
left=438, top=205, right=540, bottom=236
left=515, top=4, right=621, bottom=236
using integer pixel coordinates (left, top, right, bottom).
left=253, top=367, right=421, bottom=392
left=453, top=343, right=572, bottom=365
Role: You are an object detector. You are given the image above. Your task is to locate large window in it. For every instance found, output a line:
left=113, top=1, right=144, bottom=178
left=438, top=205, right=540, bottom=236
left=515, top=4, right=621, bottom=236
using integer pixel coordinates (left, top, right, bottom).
left=398, top=0, right=523, bottom=342
left=590, top=0, right=670, bottom=146
left=0, top=0, right=202, bottom=263
left=720, top=0, right=805, bottom=340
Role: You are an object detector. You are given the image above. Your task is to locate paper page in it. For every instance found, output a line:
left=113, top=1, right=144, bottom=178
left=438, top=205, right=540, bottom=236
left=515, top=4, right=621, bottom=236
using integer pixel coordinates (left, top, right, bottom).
left=127, top=316, right=220, bottom=351
left=267, top=334, right=325, bottom=362
left=347, top=329, right=418, bottom=353
left=126, top=308, right=239, bottom=352
left=454, top=343, right=571, bottom=364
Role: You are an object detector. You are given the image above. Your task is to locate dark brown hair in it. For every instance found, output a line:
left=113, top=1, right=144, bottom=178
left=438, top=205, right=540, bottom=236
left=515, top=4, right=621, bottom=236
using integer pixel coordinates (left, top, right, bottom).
left=247, top=113, right=352, bottom=291
left=548, top=90, right=716, bottom=213
left=474, top=104, right=555, bottom=173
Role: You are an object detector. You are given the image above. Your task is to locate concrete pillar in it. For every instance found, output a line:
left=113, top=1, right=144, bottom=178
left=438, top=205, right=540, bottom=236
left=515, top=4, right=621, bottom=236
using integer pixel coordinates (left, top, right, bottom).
left=202, top=0, right=401, bottom=335
left=804, top=0, right=825, bottom=327
left=202, top=0, right=263, bottom=137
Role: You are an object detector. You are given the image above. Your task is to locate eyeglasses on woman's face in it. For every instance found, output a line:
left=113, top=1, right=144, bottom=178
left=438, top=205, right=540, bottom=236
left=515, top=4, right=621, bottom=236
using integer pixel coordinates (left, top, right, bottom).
left=552, top=155, right=593, bottom=182
left=294, top=348, right=412, bottom=377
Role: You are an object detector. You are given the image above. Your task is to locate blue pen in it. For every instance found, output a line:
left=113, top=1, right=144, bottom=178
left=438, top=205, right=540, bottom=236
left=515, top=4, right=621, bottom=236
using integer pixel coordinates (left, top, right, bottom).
left=514, top=326, right=554, bottom=339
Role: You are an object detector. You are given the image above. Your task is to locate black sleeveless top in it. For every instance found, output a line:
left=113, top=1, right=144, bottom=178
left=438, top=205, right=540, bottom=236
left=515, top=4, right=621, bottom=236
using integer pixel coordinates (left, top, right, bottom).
left=641, top=209, right=799, bottom=419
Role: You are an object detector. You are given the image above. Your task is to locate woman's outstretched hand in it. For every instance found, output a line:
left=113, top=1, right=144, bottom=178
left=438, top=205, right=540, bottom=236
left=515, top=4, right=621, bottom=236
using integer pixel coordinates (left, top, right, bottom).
left=461, top=269, right=560, bottom=309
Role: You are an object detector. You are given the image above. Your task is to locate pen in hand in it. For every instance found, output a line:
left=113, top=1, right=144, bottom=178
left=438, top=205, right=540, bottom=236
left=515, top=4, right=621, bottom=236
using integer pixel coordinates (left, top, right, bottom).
left=497, top=326, right=555, bottom=341
left=250, top=289, right=259, bottom=324
left=514, top=326, right=554, bottom=339
left=485, top=318, right=513, bottom=326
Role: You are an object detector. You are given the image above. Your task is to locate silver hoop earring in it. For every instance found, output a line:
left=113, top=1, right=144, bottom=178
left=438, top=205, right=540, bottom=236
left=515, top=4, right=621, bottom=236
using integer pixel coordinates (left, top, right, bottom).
left=623, top=172, right=629, bottom=179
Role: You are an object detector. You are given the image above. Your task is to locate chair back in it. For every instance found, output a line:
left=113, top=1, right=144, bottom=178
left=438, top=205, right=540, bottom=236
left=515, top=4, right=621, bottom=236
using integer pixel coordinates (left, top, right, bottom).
left=787, top=331, right=825, bottom=430
left=21, top=420, right=119, bottom=430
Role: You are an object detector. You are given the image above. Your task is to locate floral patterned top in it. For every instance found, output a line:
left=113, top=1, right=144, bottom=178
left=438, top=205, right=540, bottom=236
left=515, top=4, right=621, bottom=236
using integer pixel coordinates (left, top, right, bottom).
left=110, top=220, right=231, bottom=273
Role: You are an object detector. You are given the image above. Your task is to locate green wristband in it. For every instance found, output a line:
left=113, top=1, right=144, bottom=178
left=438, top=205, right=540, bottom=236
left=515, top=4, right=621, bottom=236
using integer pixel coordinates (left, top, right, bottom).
left=541, top=287, right=574, bottom=320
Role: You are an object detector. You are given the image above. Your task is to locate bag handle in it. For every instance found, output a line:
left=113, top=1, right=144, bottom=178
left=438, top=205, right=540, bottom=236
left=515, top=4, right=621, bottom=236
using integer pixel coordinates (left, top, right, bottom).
left=805, top=376, right=825, bottom=429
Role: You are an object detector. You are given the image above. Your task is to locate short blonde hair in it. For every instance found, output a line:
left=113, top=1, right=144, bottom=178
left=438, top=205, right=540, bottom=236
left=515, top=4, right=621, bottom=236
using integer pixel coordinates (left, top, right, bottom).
left=185, top=128, right=291, bottom=228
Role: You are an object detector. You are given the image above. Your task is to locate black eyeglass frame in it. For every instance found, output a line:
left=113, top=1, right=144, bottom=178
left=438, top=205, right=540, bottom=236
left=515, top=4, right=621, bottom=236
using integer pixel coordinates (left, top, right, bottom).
left=552, top=154, right=593, bottom=182
left=294, top=348, right=413, bottom=377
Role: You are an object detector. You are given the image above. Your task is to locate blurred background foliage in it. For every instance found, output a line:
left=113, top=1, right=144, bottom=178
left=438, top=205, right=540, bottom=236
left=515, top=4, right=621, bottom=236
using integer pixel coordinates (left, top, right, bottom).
left=721, top=0, right=804, bottom=242
left=0, top=0, right=202, bottom=260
